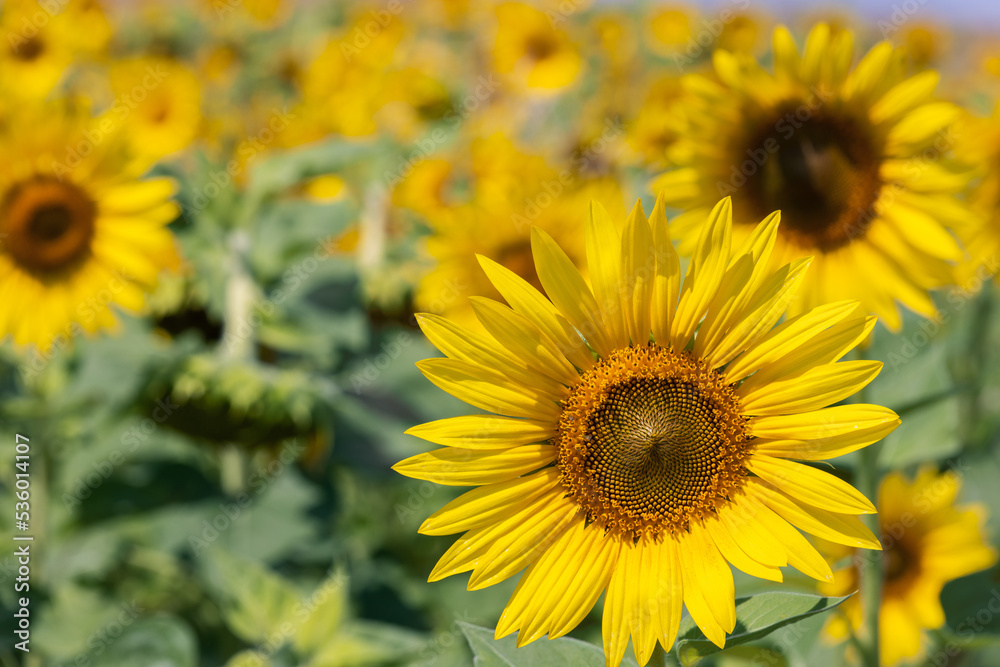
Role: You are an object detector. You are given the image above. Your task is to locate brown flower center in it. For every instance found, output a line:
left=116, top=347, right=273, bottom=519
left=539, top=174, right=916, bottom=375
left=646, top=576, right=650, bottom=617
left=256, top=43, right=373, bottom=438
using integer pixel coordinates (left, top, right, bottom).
left=737, top=104, right=882, bottom=253
left=556, top=345, right=752, bottom=540
left=1, top=178, right=97, bottom=274
left=11, top=36, right=45, bottom=62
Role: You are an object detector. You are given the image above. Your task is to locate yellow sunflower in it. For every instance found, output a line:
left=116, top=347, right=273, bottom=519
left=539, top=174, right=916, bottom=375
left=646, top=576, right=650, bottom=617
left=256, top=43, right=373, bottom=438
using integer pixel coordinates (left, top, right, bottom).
left=109, top=56, right=203, bottom=166
left=395, top=193, right=900, bottom=666
left=655, top=23, right=974, bottom=330
left=957, top=101, right=1000, bottom=286
left=0, top=0, right=110, bottom=100
left=493, top=2, right=581, bottom=93
left=406, top=134, right=623, bottom=328
left=818, top=467, right=997, bottom=665
left=0, top=99, right=180, bottom=350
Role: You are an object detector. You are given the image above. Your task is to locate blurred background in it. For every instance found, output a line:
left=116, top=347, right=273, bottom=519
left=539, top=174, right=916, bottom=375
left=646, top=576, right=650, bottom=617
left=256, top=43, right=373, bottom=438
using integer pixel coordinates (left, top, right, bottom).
left=0, top=0, right=998, bottom=666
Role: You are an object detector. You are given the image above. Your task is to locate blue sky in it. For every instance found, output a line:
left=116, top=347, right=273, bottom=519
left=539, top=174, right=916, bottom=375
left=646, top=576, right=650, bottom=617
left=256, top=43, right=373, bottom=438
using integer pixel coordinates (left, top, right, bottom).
left=692, top=0, right=1000, bottom=29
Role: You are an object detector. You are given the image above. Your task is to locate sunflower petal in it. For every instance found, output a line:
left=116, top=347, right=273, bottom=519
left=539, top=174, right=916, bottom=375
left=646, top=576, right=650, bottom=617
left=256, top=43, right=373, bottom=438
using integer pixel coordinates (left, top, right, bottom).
left=405, top=415, right=555, bottom=450
left=739, top=360, right=883, bottom=415
left=747, top=455, right=876, bottom=514
left=586, top=201, right=627, bottom=349
left=671, top=198, right=732, bottom=349
left=651, top=191, right=681, bottom=347
left=393, top=445, right=555, bottom=486
left=416, top=358, right=561, bottom=420
left=621, top=200, right=655, bottom=346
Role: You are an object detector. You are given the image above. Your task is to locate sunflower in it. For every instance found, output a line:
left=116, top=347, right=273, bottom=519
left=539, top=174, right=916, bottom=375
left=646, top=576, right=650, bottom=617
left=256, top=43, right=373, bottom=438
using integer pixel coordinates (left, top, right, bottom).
left=406, top=134, right=624, bottom=328
left=109, top=56, right=203, bottom=166
left=956, top=101, right=1000, bottom=286
left=655, top=23, right=973, bottom=330
left=818, top=467, right=997, bottom=665
left=0, top=0, right=110, bottom=100
left=395, top=193, right=900, bottom=666
left=0, top=99, right=179, bottom=350
left=493, top=2, right=581, bottom=93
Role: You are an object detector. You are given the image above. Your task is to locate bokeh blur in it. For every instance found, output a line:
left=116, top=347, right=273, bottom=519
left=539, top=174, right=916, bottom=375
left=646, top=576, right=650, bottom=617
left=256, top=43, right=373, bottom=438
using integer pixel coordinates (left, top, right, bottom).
left=0, top=0, right=999, bottom=666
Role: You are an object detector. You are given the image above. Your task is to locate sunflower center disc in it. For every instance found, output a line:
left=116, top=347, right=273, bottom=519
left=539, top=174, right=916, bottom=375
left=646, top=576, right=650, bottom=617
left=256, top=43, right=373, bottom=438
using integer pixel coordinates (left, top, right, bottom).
left=1, top=177, right=97, bottom=274
left=740, top=106, right=882, bottom=252
left=556, top=345, right=752, bottom=540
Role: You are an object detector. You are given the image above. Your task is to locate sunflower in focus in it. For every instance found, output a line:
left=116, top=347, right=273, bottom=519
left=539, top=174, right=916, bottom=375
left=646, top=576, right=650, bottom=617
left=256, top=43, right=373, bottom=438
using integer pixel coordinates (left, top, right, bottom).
left=493, top=2, right=581, bottom=93
left=0, top=100, right=179, bottom=349
left=0, top=0, right=111, bottom=100
left=404, top=134, right=623, bottom=327
left=818, top=467, right=997, bottom=665
left=396, top=193, right=900, bottom=665
left=110, top=56, right=203, bottom=167
left=656, top=24, right=974, bottom=330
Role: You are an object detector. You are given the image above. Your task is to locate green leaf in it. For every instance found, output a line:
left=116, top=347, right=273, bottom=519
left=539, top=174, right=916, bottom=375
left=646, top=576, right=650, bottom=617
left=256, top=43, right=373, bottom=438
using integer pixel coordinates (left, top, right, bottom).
left=308, top=621, right=424, bottom=667
left=291, top=569, right=350, bottom=655
left=458, top=621, right=640, bottom=667
left=200, top=547, right=300, bottom=644
left=100, top=615, right=198, bottom=667
left=674, top=592, right=850, bottom=665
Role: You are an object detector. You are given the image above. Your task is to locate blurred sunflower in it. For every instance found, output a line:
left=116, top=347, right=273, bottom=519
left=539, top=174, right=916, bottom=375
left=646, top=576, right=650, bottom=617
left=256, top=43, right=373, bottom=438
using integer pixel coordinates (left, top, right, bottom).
left=0, top=0, right=111, bottom=99
left=957, top=102, right=1000, bottom=286
left=818, top=467, right=997, bottom=665
left=626, top=75, right=684, bottom=168
left=645, top=5, right=694, bottom=57
left=396, top=195, right=900, bottom=665
left=0, top=100, right=179, bottom=349
left=405, top=134, right=623, bottom=327
left=109, top=56, right=203, bottom=166
left=493, top=2, right=581, bottom=93
left=656, top=23, right=973, bottom=329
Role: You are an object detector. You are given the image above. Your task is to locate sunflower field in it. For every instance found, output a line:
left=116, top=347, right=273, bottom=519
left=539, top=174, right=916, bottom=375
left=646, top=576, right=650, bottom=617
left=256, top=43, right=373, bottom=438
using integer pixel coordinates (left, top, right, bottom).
left=2, top=0, right=1000, bottom=665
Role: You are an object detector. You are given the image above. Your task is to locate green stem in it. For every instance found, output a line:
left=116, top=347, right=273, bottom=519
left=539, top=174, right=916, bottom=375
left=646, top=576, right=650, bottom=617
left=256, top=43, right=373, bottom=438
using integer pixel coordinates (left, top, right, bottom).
left=854, top=370, right=882, bottom=667
left=648, top=642, right=676, bottom=667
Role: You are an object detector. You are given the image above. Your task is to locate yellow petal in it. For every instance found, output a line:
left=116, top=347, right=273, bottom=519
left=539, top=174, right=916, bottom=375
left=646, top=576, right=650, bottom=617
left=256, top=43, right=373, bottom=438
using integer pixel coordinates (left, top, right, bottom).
left=724, top=301, right=860, bottom=383
left=695, top=212, right=780, bottom=361
left=751, top=414, right=899, bottom=460
left=586, top=201, right=627, bottom=349
left=531, top=227, right=614, bottom=358
left=419, top=468, right=561, bottom=535
left=405, top=415, right=555, bottom=450
left=468, top=297, right=580, bottom=387
left=870, top=71, right=939, bottom=125
left=705, top=515, right=783, bottom=582
left=416, top=313, right=567, bottom=401
left=751, top=403, right=900, bottom=442
left=392, top=444, right=555, bottom=486
left=682, top=522, right=736, bottom=637
left=621, top=200, right=655, bottom=346
left=749, top=497, right=834, bottom=581
left=478, top=255, right=595, bottom=371
left=650, top=191, right=681, bottom=347
left=747, top=478, right=882, bottom=550
left=470, top=490, right=579, bottom=590
left=671, top=198, right=732, bottom=349
left=707, top=257, right=812, bottom=368
left=739, top=360, right=883, bottom=415
left=416, top=358, right=561, bottom=420
left=746, top=455, right=876, bottom=514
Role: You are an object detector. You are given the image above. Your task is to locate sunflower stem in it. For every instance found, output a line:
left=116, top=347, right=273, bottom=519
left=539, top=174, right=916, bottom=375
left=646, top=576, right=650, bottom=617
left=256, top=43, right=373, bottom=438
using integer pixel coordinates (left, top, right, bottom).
left=648, top=643, right=675, bottom=667
left=855, top=372, right=882, bottom=667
